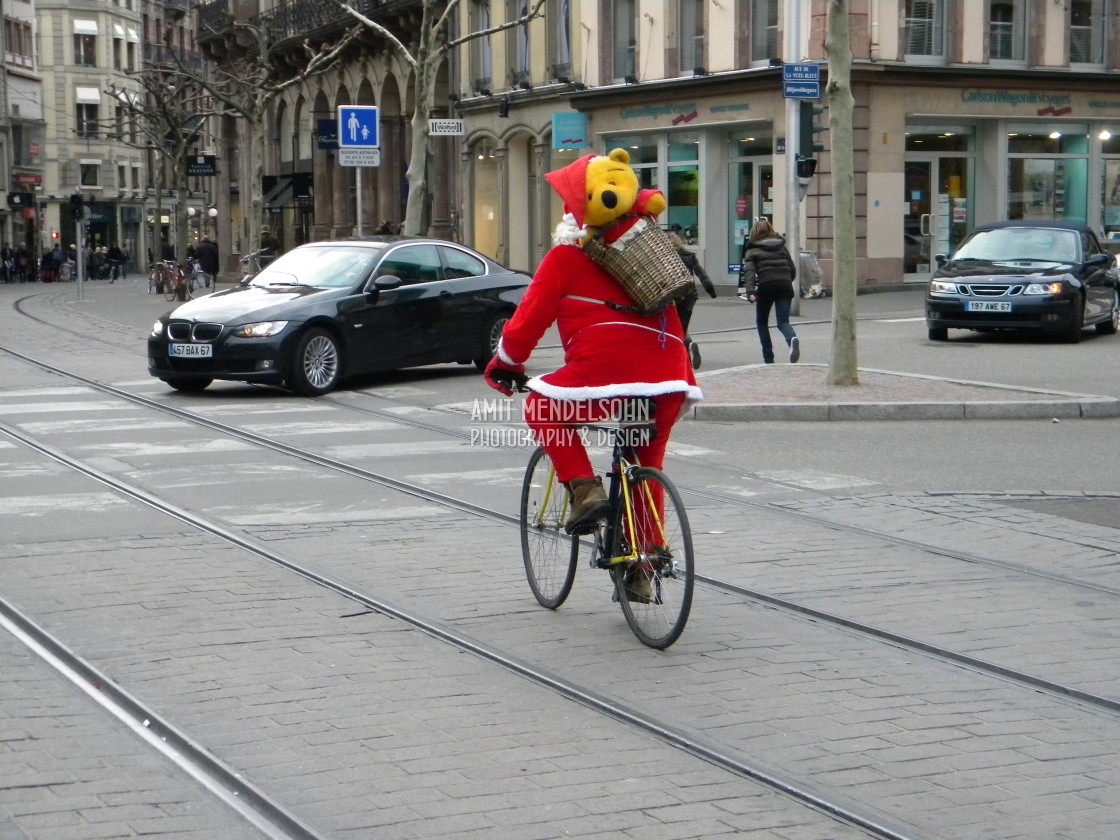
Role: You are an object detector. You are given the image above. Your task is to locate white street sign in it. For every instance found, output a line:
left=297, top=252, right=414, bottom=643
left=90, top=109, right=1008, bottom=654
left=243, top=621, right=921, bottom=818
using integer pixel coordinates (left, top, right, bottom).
left=339, top=148, right=381, bottom=167
left=428, top=118, right=465, bottom=136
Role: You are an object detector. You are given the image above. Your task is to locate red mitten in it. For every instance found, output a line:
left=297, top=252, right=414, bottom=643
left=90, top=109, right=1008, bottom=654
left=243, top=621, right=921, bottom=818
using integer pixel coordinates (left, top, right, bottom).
left=483, top=356, right=526, bottom=396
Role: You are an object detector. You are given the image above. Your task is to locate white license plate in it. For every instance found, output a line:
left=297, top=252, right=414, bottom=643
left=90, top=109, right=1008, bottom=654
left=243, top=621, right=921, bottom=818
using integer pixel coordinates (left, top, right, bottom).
left=169, top=343, right=213, bottom=358
left=966, top=301, right=1011, bottom=312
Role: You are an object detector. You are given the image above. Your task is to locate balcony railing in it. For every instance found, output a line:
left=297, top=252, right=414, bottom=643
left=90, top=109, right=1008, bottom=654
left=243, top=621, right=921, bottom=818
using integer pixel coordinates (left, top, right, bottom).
left=252, top=0, right=391, bottom=43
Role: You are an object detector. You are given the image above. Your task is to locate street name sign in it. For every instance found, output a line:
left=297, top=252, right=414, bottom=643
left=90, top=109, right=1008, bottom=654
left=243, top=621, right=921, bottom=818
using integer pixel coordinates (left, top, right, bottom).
left=782, top=63, right=821, bottom=99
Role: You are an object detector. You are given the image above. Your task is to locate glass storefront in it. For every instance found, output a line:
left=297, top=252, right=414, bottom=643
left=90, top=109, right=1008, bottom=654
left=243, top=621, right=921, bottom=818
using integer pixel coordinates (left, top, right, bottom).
left=1007, top=125, right=1088, bottom=224
left=727, top=128, right=773, bottom=270
left=904, top=127, right=973, bottom=276
left=470, top=137, right=501, bottom=259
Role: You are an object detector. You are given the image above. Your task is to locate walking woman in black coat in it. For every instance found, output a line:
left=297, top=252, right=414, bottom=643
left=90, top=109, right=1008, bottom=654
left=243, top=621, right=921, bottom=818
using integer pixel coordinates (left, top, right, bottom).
left=739, top=219, right=800, bottom=364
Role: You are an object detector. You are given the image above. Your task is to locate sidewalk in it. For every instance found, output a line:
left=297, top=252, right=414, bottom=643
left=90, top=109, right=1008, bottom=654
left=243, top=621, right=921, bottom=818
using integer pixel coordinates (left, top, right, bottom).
left=694, top=363, right=1120, bottom=421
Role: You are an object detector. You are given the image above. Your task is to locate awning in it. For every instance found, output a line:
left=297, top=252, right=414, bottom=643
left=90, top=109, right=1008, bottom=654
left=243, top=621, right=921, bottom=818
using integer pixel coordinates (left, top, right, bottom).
left=127, top=27, right=140, bottom=43
left=73, top=20, right=98, bottom=35
left=113, top=24, right=126, bottom=38
left=76, top=87, right=101, bottom=104
left=263, top=174, right=312, bottom=210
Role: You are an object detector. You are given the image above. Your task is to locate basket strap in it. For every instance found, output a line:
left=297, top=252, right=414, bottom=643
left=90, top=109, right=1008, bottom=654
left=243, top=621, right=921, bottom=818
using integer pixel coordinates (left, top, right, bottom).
left=589, top=213, right=651, bottom=243
left=563, top=294, right=642, bottom=315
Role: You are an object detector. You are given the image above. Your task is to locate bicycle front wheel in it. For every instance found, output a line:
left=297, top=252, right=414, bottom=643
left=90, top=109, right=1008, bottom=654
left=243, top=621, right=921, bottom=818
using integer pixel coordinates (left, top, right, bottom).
left=520, top=447, right=579, bottom=609
left=163, top=272, right=178, bottom=302
left=611, top=466, right=694, bottom=649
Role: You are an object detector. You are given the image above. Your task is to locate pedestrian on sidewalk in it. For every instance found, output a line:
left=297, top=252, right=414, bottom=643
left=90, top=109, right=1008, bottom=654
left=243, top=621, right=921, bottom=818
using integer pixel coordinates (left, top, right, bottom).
left=739, top=219, right=800, bottom=364
left=667, top=226, right=717, bottom=370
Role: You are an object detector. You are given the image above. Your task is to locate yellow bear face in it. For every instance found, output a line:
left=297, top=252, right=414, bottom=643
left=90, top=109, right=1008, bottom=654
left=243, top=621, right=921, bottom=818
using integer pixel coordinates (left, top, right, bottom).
left=582, top=148, right=641, bottom=229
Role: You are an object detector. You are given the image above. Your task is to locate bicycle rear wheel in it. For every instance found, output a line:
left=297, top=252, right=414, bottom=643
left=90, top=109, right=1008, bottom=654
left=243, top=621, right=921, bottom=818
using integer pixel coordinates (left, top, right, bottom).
left=611, top=466, right=694, bottom=649
left=163, top=271, right=179, bottom=302
left=520, top=447, right=579, bottom=609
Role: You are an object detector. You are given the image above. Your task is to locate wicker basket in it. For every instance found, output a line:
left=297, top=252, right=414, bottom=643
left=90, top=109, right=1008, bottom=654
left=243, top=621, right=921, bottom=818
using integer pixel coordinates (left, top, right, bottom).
left=582, top=216, right=696, bottom=316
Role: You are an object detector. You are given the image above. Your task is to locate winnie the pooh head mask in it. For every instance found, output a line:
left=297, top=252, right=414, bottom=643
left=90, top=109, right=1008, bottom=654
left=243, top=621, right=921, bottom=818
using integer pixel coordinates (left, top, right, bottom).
left=544, top=148, right=667, bottom=238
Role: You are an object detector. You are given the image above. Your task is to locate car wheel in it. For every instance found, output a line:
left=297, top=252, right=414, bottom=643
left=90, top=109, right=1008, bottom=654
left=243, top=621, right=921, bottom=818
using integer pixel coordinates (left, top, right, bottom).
left=1095, top=291, right=1119, bottom=336
left=162, top=377, right=211, bottom=392
left=474, top=312, right=511, bottom=370
left=1061, top=296, right=1085, bottom=344
left=289, top=327, right=342, bottom=396
left=927, top=326, right=948, bottom=341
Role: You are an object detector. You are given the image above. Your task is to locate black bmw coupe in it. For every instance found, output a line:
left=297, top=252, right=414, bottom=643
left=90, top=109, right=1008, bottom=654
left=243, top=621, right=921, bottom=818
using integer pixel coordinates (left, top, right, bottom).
left=148, top=237, right=530, bottom=395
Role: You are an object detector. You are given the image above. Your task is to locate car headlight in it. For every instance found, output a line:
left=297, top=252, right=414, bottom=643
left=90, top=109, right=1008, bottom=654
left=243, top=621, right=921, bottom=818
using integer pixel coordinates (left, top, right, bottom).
left=929, top=280, right=958, bottom=295
left=1023, top=282, right=1063, bottom=295
left=151, top=321, right=164, bottom=336
left=232, top=320, right=289, bottom=338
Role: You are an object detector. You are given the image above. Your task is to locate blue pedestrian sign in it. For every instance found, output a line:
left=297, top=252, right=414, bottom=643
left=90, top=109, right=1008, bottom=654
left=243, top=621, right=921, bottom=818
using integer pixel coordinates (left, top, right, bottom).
left=782, top=63, right=820, bottom=99
left=337, top=105, right=379, bottom=148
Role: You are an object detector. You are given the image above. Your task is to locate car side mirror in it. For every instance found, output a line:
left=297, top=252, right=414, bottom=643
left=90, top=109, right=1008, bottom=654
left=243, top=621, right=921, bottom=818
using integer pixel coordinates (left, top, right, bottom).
left=934, top=254, right=948, bottom=267
left=373, top=275, right=403, bottom=290
left=239, top=274, right=253, bottom=285
left=1085, top=253, right=1111, bottom=268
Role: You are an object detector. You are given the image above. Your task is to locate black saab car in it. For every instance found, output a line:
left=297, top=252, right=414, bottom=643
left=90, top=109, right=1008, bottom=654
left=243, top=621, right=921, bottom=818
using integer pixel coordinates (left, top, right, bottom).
left=148, top=237, right=530, bottom=395
left=925, top=221, right=1119, bottom=343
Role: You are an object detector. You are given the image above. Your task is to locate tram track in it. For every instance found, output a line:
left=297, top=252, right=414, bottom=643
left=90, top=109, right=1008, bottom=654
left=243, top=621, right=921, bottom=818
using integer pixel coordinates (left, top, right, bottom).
left=6, top=294, right=1120, bottom=838
left=5, top=343, right=1120, bottom=720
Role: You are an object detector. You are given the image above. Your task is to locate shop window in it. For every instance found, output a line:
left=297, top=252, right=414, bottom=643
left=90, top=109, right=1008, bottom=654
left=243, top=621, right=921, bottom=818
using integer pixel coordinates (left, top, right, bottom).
left=989, top=0, right=1026, bottom=62
left=1007, top=122, right=1090, bottom=225
left=612, top=0, right=637, bottom=82
left=1069, top=0, right=1107, bottom=65
left=904, top=0, right=945, bottom=60
left=905, top=127, right=974, bottom=153
left=750, top=0, right=779, bottom=64
left=678, top=0, right=704, bottom=75
left=471, top=139, right=501, bottom=259
left=606, top=135, right=657, bottom=165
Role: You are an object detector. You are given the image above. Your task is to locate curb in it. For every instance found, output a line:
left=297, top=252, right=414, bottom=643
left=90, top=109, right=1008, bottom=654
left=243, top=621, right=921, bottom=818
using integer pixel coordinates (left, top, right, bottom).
left=690, top=365, right=1120, bottom=422
left=693, top=397, right=1120, bottom=422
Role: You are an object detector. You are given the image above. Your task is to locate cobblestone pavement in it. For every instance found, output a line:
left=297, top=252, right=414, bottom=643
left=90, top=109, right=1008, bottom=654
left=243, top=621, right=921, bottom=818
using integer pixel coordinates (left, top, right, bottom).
left=2, top=277, right=1120, bottom=839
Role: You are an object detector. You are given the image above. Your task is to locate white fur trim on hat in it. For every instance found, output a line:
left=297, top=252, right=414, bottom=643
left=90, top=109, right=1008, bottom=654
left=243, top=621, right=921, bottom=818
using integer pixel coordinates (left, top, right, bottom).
left=553, top=213, right=588, bottom=247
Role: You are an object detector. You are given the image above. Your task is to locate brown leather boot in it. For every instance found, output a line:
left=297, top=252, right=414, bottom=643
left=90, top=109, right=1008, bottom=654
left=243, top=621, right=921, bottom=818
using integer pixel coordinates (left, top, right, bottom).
left=564, top=477, right=610, bottom=534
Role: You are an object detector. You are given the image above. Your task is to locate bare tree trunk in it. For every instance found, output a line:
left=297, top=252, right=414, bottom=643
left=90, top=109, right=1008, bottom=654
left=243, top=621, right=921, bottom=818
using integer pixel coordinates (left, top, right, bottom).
left=825, top=0, right=859, bottom=387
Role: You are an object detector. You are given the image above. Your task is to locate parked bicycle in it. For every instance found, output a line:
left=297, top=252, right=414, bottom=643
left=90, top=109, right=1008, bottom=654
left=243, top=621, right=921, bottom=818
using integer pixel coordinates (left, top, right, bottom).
left=189, top=259, right=212, bottom=292
left=149, top=260, right=189, bottom=301
left=240, top=247, right=272, bottom=276
left=507, top=377, right=695, bottom=649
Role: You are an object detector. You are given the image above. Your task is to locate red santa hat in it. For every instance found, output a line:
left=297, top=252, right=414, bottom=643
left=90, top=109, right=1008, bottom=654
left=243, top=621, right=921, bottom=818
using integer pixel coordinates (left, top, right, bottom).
left=544, top=153, right=598, bottom=228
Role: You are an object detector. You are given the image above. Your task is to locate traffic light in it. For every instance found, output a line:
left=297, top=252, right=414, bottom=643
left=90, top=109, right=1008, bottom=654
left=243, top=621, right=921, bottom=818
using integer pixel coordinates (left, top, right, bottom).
left=70, top=194, right=83, bottom=211
left=799, top=101, right=827, bottom=156
left=52, top=231, right=60, bottom=241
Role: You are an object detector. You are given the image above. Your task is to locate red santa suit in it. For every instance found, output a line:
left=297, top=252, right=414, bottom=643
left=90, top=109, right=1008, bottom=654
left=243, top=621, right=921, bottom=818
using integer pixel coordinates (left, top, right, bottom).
left=493, top=159, right=703, bottom=483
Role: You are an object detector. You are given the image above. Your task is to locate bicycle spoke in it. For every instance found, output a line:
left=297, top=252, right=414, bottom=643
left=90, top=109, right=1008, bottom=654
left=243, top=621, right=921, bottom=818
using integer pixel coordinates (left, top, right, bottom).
left=520, top=448, right=578, bottom=609
left=612, top=467, right=694, bottom=649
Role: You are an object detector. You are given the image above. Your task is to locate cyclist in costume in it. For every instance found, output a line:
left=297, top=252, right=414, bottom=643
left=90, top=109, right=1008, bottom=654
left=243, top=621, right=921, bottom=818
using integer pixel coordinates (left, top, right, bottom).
left=483, top=149, right=702, bottom=535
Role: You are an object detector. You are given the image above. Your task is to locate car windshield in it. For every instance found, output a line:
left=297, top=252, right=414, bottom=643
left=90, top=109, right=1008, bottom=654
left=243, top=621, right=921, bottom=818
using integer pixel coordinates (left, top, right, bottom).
left=951, top=228, right=1080, bottom=264
left=248, top=245, right=384, bottom=288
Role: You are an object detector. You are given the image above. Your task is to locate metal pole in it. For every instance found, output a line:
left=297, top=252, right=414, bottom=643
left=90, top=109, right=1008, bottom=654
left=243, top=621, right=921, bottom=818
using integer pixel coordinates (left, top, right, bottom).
left=785, top=0, right=802, bottom=316
left=356, top=168, right=363, bottom=236
left=75, top=218, right=86, bottom=302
